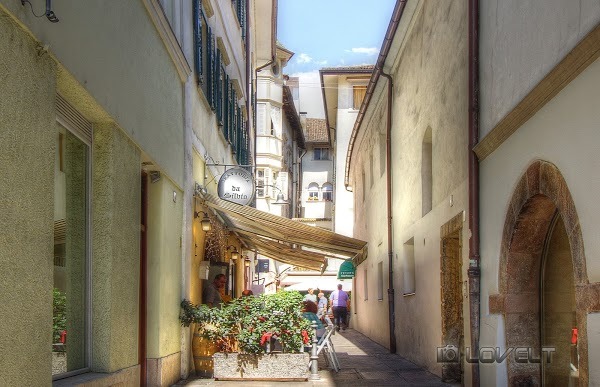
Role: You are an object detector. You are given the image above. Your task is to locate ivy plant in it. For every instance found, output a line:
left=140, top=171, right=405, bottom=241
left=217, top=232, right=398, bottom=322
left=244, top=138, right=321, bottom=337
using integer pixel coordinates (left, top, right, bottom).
left=53, top=288, right=67, bottom=345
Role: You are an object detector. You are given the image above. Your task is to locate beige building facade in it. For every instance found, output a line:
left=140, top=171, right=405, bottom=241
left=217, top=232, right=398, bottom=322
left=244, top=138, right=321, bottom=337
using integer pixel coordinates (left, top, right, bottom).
left=477, top=2, right=600, bottom=385
left=346, top=0, right=470, bottom=383
left=0, top=0, right=255, bottom=385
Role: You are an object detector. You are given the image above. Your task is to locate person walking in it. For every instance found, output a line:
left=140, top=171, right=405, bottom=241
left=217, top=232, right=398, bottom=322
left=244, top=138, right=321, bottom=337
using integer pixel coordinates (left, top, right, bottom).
left=317, top=292, right=328, bottom=319
left=329, top=284, right=349, bottom=331
left=303, top=287, right=317, bottom=303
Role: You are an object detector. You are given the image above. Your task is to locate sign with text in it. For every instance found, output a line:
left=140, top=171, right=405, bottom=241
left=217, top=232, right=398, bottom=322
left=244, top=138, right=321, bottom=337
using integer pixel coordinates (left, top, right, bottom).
left=256, top=259, right=270, bottom=273
left=337, top=260, right=355, bottom=279
left=217, top=167, right=255, bottom=205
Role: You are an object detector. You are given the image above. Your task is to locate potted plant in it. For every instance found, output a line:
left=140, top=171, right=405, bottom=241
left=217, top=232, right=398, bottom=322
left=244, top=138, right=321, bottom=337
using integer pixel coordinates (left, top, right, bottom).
left=180, top=291, right=313, bottom=380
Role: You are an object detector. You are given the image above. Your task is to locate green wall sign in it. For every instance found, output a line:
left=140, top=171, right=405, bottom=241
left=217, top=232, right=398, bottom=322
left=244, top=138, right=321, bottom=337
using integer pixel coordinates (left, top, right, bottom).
left=337, top=260, right=355, bottom=279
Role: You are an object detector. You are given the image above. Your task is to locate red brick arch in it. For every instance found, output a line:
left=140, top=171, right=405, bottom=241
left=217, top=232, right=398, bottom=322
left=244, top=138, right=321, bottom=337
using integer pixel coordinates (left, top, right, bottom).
left=488, top=160, right=597, bottom=386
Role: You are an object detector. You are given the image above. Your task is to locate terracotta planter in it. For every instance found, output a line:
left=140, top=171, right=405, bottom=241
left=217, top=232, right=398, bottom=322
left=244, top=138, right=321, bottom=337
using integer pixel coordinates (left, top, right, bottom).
left=213, top=352, right=309, bottom=381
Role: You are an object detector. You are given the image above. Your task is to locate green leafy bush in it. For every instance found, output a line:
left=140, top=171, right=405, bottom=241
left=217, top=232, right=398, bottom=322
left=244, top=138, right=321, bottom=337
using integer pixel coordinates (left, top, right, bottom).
left=180, top=291, right=313, bottom=354
left=53, top=288, right=66, bottom=344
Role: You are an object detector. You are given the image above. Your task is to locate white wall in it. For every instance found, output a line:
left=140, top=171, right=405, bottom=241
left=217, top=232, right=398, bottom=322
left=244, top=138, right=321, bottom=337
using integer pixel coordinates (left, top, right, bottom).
left=334, top=78, right=360, bottom=237
left=479, top=57, right=600, bottom=385
left=479, top=0, right=600, bottom=137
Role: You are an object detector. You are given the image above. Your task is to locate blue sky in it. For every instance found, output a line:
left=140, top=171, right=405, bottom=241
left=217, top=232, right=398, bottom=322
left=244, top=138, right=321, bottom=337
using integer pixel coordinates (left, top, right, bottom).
left=277, top=0, right=397, bottom=75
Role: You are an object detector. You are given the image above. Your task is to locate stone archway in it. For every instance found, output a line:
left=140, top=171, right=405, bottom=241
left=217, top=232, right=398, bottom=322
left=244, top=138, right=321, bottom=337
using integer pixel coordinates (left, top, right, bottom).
left=488, top=160, right=599, bottom=386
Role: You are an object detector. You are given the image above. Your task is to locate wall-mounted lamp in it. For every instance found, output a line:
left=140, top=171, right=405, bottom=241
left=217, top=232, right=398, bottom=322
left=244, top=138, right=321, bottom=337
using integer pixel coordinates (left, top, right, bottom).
left=149, top=171, right=161, bottom=183
left=244, top=257, right=251, bottom=268
left=194, top=211, right=212, bottom=231
left=260, top=184, right=288, bottom=205
left=226, top=245, right=240, bottom=261
left=21, top=0, right=59, bottom=23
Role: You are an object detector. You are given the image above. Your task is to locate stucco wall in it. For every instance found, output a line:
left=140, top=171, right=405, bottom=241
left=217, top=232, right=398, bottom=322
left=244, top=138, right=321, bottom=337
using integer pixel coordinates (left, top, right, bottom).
left=147, top=177, right=183, bottom=359
left=1, top=0, right=185, bottom=186
left=479, top=57, right=600, bottom=385
left=92, top=123, right=141, bottom=373
left=334, top=79, right=358, bottom=237
left=350, top=0, right=469, bottom=377
left=479, top=0, right=600, bottom=137
left=0, top=11, right=56, bottom=386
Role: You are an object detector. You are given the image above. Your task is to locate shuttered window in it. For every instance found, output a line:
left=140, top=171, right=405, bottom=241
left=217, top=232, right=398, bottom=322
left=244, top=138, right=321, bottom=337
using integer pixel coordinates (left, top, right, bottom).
left=233, top=0, right=246, bottom=39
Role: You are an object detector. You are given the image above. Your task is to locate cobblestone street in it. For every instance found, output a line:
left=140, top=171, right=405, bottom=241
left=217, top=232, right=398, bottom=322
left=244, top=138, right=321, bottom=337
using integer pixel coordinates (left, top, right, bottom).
left=176, top=328, right=457, bottom=386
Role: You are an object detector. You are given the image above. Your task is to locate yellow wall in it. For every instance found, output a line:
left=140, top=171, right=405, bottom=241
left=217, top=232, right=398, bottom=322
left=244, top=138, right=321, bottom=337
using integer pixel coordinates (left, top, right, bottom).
left=147, top=177, right=183, bottom=358
left=0, top=10, right=56, bottom=386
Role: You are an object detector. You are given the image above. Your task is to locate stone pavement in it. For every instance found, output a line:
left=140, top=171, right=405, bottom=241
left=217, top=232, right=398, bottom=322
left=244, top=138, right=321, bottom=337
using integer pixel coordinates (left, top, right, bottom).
left=174, top=328, right=458, bottom=386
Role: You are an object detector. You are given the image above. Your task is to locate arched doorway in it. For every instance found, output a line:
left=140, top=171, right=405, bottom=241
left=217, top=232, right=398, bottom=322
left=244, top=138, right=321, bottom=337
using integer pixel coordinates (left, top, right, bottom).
left=489, top=160, right=592, bottom=386
left=541, top=214, right=577, bottom=385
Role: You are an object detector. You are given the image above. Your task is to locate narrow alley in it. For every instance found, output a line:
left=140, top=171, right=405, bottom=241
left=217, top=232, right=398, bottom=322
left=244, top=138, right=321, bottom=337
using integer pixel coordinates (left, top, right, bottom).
left=176, top=328, right=457, bottom=387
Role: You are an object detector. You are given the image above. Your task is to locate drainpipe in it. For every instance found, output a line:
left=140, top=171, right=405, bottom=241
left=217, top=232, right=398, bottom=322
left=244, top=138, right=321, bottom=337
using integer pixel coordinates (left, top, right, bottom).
left=298, top=149, right=307, bottom=216
left=380, top=71, right=396, bottom=354
left=468, top=0, right=481, bottom=384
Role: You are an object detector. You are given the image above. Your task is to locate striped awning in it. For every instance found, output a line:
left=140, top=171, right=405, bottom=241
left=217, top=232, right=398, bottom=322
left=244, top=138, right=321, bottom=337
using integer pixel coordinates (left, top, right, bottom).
left=196, top=193, right=367, bottom=271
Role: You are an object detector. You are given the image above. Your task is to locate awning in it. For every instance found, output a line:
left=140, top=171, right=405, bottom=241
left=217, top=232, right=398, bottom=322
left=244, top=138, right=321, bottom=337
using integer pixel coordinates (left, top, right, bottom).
left=196, top=193, right=367, bottom=271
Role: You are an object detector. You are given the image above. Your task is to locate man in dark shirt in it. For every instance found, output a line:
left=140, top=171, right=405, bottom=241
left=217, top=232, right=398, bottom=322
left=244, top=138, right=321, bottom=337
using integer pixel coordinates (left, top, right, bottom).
left=203, top=273, right=227, bottom=307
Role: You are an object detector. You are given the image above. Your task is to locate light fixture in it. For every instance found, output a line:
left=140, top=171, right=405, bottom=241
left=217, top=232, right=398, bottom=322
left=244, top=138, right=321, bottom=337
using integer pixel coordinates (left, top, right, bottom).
left=244, top=257, right=251, bottom=268
left=21, top=0, right=59, bottom=23
left=226, top=245, right=240, bottom=261
left=149, top=171, right=161, bottom=183
left=260, top=184, right=288, bottom=205
left=194, top=211, right=212, bottom=231
left=273, top=192, right=288, bottom=205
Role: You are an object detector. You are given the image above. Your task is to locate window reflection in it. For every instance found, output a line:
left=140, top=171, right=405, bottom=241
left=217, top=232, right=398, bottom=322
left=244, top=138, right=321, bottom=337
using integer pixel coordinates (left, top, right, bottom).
left=52, top=125, right=88, bottom=376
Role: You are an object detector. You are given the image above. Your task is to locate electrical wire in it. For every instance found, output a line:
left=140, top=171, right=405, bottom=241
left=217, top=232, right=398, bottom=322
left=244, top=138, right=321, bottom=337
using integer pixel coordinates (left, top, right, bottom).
left=21, top=0, right=46, bottom=18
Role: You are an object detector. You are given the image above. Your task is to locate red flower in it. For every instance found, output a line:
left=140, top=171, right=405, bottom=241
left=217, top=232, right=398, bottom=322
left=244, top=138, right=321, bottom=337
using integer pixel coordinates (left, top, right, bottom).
left=301, top=330, right=310, bottom=344
left=260, top=332, right=272, bottom=346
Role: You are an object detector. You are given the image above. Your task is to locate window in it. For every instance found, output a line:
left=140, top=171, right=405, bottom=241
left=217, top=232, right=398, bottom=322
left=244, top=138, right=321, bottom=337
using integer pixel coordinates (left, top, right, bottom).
left=379, top=135, right=386, bottom=177
left=363, top=269, right=368, bottom=300
left=53, top=123, right=90, bottom=377
left=362, top=170, right=366, bottom=202
left=308, top=182, right=319, bottom=201
left=313, top=147, right=329, bottom=160
left=403, top=238, right=416, bottom=295
left=422, top=127, right=433, bottom=216
left=232, top=0, right=246, bottom=39
left=256, top=169, right=265, bottom=197
left=353, top=85, right=367, bottom=110
left=193, top=1, right=211, bottom=100
left=369, top=151, right=374, bottom=187
left=377, top=262, right=384, bottom=301
left=322, top=183, right=333, bottom=202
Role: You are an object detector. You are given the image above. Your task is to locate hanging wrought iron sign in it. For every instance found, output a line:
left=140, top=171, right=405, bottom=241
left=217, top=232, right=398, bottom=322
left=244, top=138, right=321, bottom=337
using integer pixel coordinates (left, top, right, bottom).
left=217, top=167, right=255, bottom=205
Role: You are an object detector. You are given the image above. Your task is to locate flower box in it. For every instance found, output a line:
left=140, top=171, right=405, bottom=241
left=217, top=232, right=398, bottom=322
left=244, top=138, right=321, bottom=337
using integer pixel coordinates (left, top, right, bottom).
left=213, top=352, right=309, bottom=381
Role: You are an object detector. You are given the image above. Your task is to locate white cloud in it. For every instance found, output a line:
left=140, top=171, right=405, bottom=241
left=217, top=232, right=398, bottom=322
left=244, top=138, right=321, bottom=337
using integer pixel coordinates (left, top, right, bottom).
left=316, top=60, right=328, bottom=65
left=297, top=53, right=313, bottom=64
left=346, top=47, right=379, bottom=56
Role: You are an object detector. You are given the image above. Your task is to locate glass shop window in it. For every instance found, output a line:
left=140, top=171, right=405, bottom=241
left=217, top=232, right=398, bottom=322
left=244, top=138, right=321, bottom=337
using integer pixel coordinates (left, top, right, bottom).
left=52, top=124, right=90, bottom=378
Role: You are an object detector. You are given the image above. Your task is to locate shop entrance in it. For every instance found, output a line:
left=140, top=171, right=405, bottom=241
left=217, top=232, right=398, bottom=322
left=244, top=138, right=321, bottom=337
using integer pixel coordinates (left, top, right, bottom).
left=440, top=214, right=464, bottom=383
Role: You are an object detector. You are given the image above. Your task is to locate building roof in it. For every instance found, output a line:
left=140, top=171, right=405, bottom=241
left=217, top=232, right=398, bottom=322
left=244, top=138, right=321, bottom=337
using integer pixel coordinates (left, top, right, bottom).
left=320, top=64, right=375, bottom=73
left=304, top=118, right=329, bottom=143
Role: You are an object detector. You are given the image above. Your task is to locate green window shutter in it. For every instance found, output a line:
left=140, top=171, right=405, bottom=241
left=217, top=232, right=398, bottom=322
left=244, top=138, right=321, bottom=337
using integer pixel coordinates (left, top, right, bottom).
left=240, top=0, right=246, bottom=39
left=224, top=74, right=230, bottom=138
left=193, top=0, right=201, bottom=85
left=207, top=27, right=215, bottom=109
left=216, top=51, right=223, bottom=125
left=231, top=84, right=235, bottom=145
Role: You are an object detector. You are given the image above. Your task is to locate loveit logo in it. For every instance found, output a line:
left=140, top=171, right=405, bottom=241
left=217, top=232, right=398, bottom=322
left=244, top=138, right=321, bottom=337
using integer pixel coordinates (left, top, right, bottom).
left=436, top=345, right=556, bottom=364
